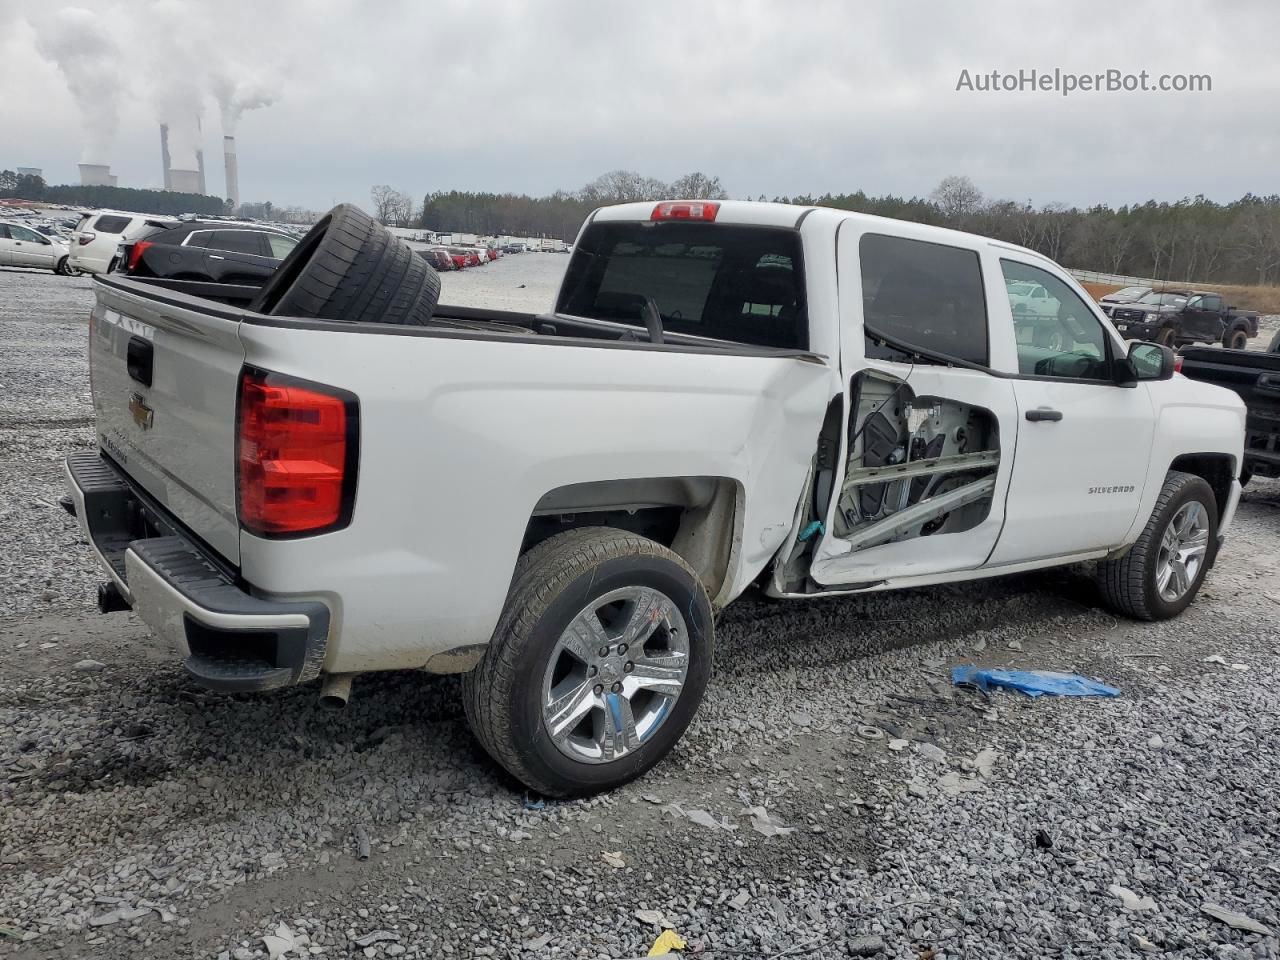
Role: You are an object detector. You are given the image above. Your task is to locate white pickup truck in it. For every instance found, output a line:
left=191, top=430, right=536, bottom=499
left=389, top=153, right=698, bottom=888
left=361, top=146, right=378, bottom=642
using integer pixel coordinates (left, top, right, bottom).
left=65, top=200, right=1245, bottom=797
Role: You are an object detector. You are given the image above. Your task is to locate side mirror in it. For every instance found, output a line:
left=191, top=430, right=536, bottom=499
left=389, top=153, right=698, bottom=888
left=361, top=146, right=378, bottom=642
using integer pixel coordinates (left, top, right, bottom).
left=1123, top=341, right=1176, bottom=383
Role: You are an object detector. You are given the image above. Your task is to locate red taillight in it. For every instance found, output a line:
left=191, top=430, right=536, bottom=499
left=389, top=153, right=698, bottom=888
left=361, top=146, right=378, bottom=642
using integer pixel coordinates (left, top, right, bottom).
left=1174, top=355, right=1184, bottom=374
left=126, top=241, right=153, bottom=272
left=651, top=201, right=719, bottom=222
left=78, top=232, right=96, bottom=246
left=237, top=369, right=357, bottom=536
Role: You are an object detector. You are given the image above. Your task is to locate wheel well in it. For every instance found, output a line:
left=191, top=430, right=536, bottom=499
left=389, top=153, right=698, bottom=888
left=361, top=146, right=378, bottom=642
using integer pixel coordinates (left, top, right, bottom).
left=1169, top=454, right=1235, bottom=514
left=522, top=477, right=741, bottom=605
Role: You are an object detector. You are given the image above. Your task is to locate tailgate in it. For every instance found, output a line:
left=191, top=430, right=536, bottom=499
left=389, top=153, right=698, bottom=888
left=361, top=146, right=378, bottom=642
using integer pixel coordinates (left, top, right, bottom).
left=91, top=278, right=244, bottom=563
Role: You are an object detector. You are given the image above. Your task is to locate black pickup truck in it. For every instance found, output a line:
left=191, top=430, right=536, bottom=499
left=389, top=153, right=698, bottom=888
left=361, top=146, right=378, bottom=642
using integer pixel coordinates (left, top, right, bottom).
left=1179, top=333, right=1280, bottom=484
left=1110, top=289, right=1260, bottom=349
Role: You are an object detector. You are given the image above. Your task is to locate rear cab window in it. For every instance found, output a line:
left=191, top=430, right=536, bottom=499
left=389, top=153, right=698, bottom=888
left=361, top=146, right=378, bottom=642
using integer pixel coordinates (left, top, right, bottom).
left=557, top=222, right=807, bottom=349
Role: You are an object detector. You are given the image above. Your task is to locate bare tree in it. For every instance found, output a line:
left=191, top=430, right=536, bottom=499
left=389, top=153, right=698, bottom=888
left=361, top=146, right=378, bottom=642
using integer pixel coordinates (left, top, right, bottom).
left=931, top=175, right=984, bottom=224
left=370, top=185, right=398, bottom=224
left=579, top=170, right=669, bottom=204
left=669, top=172, right=729, bottom=200
left=1234, top=204, right=1280, bottom=284
left=1098, top=219, right=1134, bottom=274
left=390, top=190, right=416, bottom=227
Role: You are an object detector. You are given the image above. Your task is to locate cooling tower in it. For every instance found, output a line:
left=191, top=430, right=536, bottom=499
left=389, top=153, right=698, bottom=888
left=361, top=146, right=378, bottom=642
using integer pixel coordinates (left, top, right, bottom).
left=169, top=168, right=202, bottom=194
left=78, top=163, right=113, bottom=187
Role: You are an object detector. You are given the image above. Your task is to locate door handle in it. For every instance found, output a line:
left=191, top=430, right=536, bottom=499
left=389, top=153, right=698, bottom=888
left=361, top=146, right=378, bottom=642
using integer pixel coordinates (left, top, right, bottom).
left=126, top=336, right=153, bottom=387
left=1025, top=407, right=1063, bottom=422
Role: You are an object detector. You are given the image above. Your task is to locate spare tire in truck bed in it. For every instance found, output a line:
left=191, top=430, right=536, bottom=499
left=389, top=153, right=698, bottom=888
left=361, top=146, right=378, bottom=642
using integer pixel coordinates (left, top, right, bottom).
left=250, top=203, right=441, bottom=325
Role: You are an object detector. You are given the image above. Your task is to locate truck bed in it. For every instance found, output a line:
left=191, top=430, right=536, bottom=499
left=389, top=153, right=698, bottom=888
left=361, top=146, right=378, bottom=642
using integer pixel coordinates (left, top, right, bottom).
left=98, top=275, right=822, bottom=360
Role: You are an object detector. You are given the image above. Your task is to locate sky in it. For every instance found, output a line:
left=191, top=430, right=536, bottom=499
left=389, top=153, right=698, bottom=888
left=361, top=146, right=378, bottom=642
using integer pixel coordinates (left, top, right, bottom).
left=2, top=0, right=1277, bottom=212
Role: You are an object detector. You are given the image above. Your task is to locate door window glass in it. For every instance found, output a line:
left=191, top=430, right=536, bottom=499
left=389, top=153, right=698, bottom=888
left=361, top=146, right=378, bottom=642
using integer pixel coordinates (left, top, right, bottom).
left=209, top=231, right=268, bottom=256
left=266, top=234, right=298, bottom=259
left=859, top=234, right=989, bottom=365
left=1000, top=260, right=1111, bottom=380
left=9, top=225, right=45, bottom=242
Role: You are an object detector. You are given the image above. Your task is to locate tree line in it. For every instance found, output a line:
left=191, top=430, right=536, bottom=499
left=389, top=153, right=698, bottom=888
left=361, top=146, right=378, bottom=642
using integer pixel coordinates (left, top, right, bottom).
left=396, top=171, right=1280, bottom=286
left=407, top=171, right=730, bottom=241
left=0, top=171, right=226, bottom=217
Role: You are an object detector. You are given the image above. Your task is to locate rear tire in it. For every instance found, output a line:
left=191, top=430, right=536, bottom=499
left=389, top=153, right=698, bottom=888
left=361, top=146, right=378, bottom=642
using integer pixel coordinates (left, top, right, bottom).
left=249, top=204, right=440, bottom=326
left=1155, top=327, right=1176, bottom=347
left=463, top=528, right=714, bottom=798
left=1223, top=327, right=1249, bottom=350
left=55, top=256, right=79, bottom=277
left=1096, top=471, right=1217, bottom=621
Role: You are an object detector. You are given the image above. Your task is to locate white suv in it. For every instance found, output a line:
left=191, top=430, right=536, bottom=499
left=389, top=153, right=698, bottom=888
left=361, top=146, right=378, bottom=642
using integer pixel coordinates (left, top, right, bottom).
left=69, top=211, right=176, bottom=275
left=0, top=220, right=74, bottom=274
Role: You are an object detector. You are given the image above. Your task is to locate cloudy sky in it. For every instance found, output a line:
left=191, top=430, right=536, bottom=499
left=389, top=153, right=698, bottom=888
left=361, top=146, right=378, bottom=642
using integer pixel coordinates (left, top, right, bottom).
left=2, top=0, right=1277, bottom=211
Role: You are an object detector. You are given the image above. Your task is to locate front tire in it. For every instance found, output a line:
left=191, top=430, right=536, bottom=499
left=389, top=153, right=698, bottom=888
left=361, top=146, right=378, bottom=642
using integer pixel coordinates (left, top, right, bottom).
left=1096, top=471, right=1217, bottom=620
left=463, top=528, right=714, bottom=798
left=56, top=256, right=79, bottom=276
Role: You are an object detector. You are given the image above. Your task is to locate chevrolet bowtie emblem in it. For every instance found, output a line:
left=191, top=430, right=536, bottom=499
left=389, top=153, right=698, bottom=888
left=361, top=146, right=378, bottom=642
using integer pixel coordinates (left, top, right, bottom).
left=129, top=393, right=154, bottom=430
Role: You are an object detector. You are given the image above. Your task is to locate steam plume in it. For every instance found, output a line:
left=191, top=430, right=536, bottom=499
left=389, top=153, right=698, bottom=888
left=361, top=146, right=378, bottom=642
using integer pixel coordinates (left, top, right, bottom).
left=32, top=7, right=123, bottom=163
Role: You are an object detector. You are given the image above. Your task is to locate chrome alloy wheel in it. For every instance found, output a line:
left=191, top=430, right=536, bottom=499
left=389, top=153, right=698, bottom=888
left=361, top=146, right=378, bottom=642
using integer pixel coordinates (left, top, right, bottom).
left=541, top=586, right=689, bottom=764
left=1156, top=500, right=1210, bottom=602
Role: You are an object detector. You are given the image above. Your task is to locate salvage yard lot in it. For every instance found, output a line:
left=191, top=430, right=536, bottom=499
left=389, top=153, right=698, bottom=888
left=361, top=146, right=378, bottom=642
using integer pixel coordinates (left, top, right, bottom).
left=1, top=263, right=1278, bottom=959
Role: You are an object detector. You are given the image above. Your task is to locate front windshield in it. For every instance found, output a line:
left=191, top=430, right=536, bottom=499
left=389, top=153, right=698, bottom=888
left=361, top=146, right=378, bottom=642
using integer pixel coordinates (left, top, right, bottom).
left=1113, top=286, right=1149, bottom=298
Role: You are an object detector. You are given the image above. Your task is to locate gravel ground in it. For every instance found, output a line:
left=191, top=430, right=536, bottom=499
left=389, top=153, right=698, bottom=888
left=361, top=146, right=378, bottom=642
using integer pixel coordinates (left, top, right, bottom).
left=1, top=263, right=1278, bottom=959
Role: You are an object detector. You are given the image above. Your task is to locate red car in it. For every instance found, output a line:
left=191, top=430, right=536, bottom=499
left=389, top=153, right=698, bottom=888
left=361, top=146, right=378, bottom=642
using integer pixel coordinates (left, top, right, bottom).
left=446, top=247, right=473, bottom=269
left=428, top=247, right=456, bottom=271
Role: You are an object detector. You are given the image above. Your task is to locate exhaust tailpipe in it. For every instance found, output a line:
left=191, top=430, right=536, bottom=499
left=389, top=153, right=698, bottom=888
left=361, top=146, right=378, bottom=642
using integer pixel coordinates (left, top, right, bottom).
left=319, top=673, right=354, bottom=709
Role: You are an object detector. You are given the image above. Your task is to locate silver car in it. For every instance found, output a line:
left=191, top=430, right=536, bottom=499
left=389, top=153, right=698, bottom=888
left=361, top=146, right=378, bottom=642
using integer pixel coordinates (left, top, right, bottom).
left=0, top=219, right=75, bottom=274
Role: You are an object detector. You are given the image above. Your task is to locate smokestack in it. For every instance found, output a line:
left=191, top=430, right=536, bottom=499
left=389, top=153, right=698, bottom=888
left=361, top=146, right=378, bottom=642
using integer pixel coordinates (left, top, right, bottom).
left=223, top=136, right=239, bottom=210
left=195, top=115, right=207, bottom=194
left=160, top=123, right=172, bottom=190
left=78, top=163, right=113, bottom=187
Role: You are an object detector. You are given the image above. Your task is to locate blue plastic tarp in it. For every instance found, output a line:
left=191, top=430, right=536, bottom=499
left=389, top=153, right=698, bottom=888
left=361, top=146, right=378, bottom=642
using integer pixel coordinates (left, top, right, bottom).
left=950, top=665, right=1120, bottom=698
